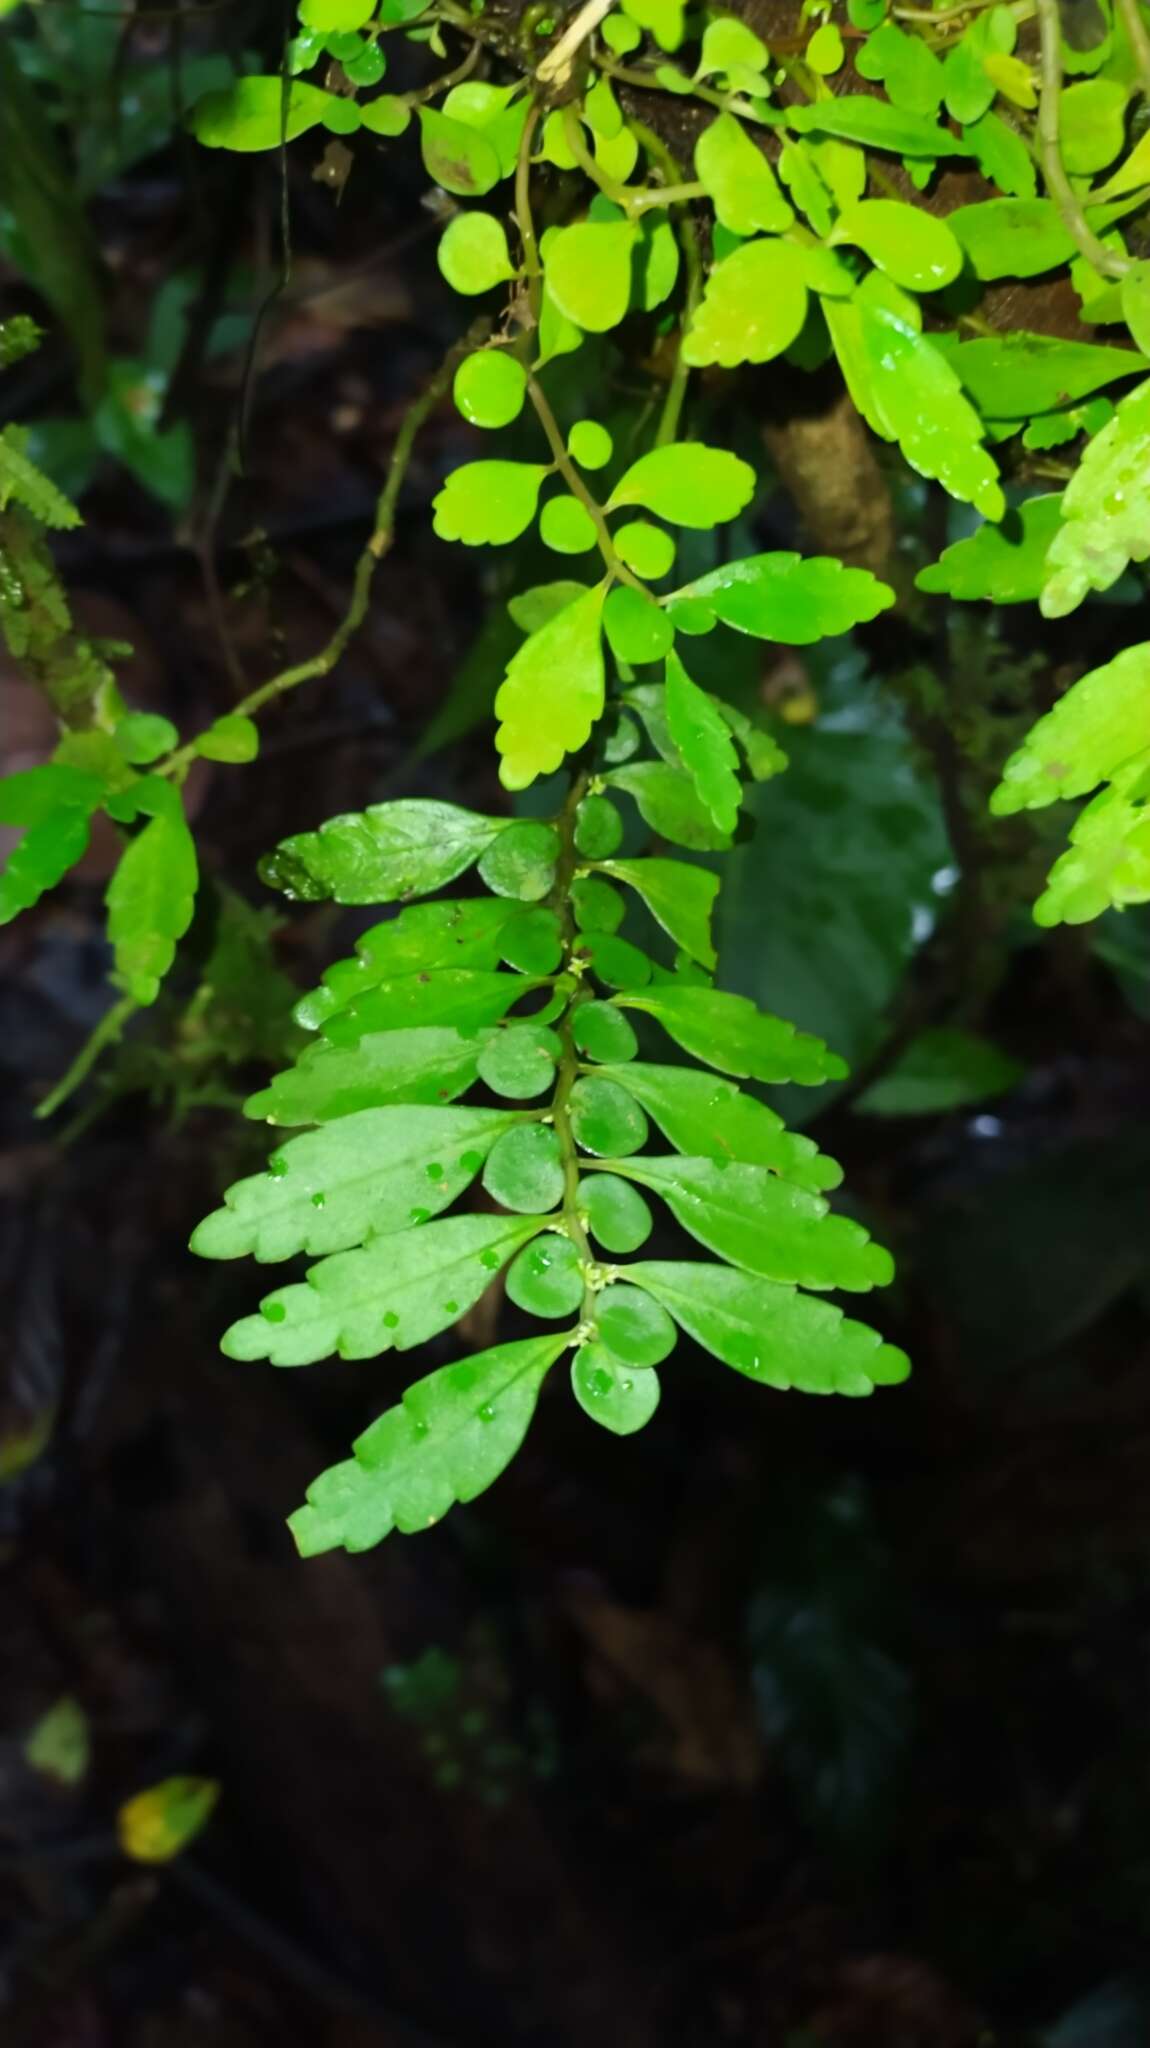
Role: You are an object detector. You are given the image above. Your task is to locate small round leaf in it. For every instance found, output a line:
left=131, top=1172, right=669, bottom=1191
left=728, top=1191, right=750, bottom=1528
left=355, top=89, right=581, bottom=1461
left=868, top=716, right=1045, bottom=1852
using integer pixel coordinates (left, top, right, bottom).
left=571, top=877, right=625, bottom=934
left=483, top=1123, right=564, bottom=1211
left=439, top=215, right=517, bottom=297
left=572, top=1343, right=661, bottom=1433
left=478, top=1023, right=561, bottom=1098
left=540, top=494, right=598, bottom=554
left=596, top=1282, right=676, bottom=1365
left=506, top=1233, right=584, bottom=1316
left=603, top=585, right=675, bottom=664
left=570, top=1076, right=648, bottom=1155
left=580, top=932, right=651, bottom=989
left=574, top=793, right=623, bottom=857
left=343, top=40, right=386, bottom=84
left=572, top=1000, right=637, bottom=1060
left=581, top=1172, right=652, bottom=1251
left=453, top=349, right=526, bottom=425
left=614, top=520, right=675, bottom=579
left=501, top=905, right=564, bottom=973
left=478, top=820, right=559, bottom=900
left=568, top=420, right=614, bottom=469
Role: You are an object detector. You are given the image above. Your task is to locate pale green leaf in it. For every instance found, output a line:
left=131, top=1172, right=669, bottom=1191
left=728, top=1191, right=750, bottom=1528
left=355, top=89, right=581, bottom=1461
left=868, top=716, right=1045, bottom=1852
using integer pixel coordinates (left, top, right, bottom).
left=245, top=1026, right=488, bottom=1125
left=697, top=15, right=768, bottom=77
left=438, top=214, right=516, bottom=296
left=682, top=239, right=809, bottom=368
left=222, top=1212, right=541, bottom=1366
left=290, top=1333, right=567, bottom=1554
left=263, top=799, right=503, bottom=904
left=603, top=585, right=675, bottom=663
left=191, top=76, right=333, bottom=150
left=616, top=984, right=848, bottom=1085
left=418, top=107, right=502, bottom=195
left=106, top=789, right=197, bottom=1005
left=495, top=584, right=606, bottom=789
left=964, top=110, right=1036, bottom=198
left=629, top=1262, right=910, bottom=1393
left=788, top=98, right=971, bottom=156
left=622, top=0, right=685, bottom=52
left=1094, top=125, right=1150, bottom=199
left=829, top=199, right=961, bottom=291
left=694, top=114, right=793, bottom=235
left=608, top=1157, right=893, bottom=1290
left=299, top=0, right=373, bottom=27
left=571, top=1344, right=661, bottom=1434
left=606, top=443, right=756, bottom=526
left=317, top=971, right=537, bottom=1047
left=948, top=196, right=1138, bottom=280
left=432, top=460, right=549, bottom=546
left=916, top=494, right=1063, bottom=602
left=544, top=220, right=638, bottom=332
left=453, top=349, right=526, bottom=428
left=293, top=896, right=542, bottom=1030
left=937, top=331, right=1148, bottom=418
left=663, top=649, right=741, bottom=834
left=843, top=288, right=1004, bottom=519
left=855, top=20, right=944, bottom=114
left=1040, top=376, right=1150, bottom=615
left=600, top=856, right=718, bottom=967
left=991, top=641, right=1150, bottom=813
left=599, top=1062, right=842, bottom=1191
left=194, top=714, right=259, bottom=763
left=1121, top=262, right=1150, bottom=356
left=190, top=1104, right=519, bottom=1262
left=1060, top=78, right=1126, bottom=176
left=1033, top=765, right=1150, bottom=926
left=666, top=550, right=894, bottom=641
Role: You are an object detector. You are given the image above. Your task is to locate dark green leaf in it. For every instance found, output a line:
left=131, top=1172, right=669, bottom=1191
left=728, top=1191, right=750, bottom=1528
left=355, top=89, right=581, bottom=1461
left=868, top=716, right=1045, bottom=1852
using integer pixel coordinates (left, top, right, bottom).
left=580, top=1171, right=653, bottom=1251
left=505, top=1232, right=584, bottom=1316
left=482, top=1121, right=564, bottom=1212
left=856, top=1028, right=1022, bottom=1115
left=616, top=985, right=848, bottom=1085
left=569, top=1075, right=648, bottom=1156
left=663, top=650, right=741, bottom=833
left=263, top=800, right=503, bottom=905
left=632, top=1262, right=910, bottom=1390
left=603, top=1062, right=842, bottom=1191
left=609, top=1157, right=893, bottom=1289
left=607, top=761, right=734, bottom=850
left=600, top=856, right=719, bottom=967
left=916, top=494, right=1063, bottom=601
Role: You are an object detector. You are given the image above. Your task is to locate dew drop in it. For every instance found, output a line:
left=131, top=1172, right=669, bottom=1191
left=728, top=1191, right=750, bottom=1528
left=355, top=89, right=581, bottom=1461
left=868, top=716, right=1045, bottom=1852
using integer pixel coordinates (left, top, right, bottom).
left=622, top=1379, right=633, bottom=1393
left=262, top=1301, right=287, bottom=1323
left=459, top=1150, right=483, bottom=1173
left=442, top=1299, right=459, bottom=1315
left=409, top=1205, right=431, bottom=1225
left=425, top=1161, right=445, bottom=1182
left=267, top=1153, right=288, bottom=1178
left=477, top=1403, right=496, bottom=1423
left=479, top=1249, right=502, bottom=1270
left=412, top=1420, right=430, bottom=1440
left=310, top=1190, right=326, bottom=1208
left=383, top=1311, right=400, bottom=1329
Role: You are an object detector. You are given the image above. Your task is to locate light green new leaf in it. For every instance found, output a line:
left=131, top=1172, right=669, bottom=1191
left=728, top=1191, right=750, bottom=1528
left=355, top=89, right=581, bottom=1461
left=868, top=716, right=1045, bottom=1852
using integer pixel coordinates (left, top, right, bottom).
left=294, top=896, right=539, bottom=1030
left=299, top=0, right=373, bottom=26
left=847, top=290, right=1004, bottom=519
left=991, top=641, right=1150, bottom=813
left=106, top=789, right=197, bottom=1005
left=829, top=200, right=961, bottom=291
left=544, top=220, right=638, bottom=332
left=606, top=443, right=756, bottom=527
left=290, top=1332, right=566, bottom=1554
left=682, top=239, right=809, bottom=368
left=571, top=1344, right=661, bottom=1434
left=263, top=799, right=503, bottom=905
left=222, top=1212, right=541, bottom=1367
left=607, top=762, right=734, bottom=851
left=1040, top=376, right=1150, bottom=616
left=964, top=110, right=1036, bottom=198
left=495, top=584, right=606, bottom=789
left=664, top=650, right=741, bottom=834
left=1121, top=263, right=1150, bottom=357
left=190, top=1104, right=519, bottom=1262
left=0, top=807, right=93, bottom=924
left=694, top=114, right=794, bottom=235
left=1060, top=79, right=1126, bottom=176
left=788, top=98, right=971, bottom=156
left=245, top=1026, right=489, bottom=1125
left=609, top=1157, right=893, bottom=1290
left=916, top=494, right=1063, bottom=602
left=600, top=1062, right=842, bottom=1191
left=433, top=461, right=550, bottom=547
left=667, top=550, right=895, bottom=642
left=191, top=77, right=333, bottom=150
left=1032, top=766, right=1150, bottom=926
left=1095, top=126, right=1150, bottom=199
left=600, top=857, right=719, bottom=967
left=937, top=332, right=1149, bottom=418
left=418, top=107, right=502, bottom=196
left=629, top=1262, right=910, bottom=1394
left=696, top=15, right=768, bottom=77
left=855, top=20, right=944, bottom=114
left=437, top=214, right=516, bottom=296
left=616, top=985, right=848, bottom=1085
left=0, top=426, right=82, bottom=528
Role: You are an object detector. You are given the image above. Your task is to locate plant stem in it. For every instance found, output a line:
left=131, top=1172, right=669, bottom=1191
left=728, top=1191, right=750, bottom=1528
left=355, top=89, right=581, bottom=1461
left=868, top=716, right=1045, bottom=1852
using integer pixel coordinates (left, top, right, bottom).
left=160, top=319, right=489, bottom=779
left=624, top=118, right=702, bottom=448
left=515, top=99, right=543, bottom=323
left=536, top=0, right=618, bottom=86
left=35, top=992, right=138, bottom=1121
left=595, top=56, right=782, bottom=126
left=525, top=373, right=646, bottom=590
left=1036, top=0, right=1130, bottom=279
left=559, top=104, right=703, bottom=212
left=548, top=773, right=598, bottom=1324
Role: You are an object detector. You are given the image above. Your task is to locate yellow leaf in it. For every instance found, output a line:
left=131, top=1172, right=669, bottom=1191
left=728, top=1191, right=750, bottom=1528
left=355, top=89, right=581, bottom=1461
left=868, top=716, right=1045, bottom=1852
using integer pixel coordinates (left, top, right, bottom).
left=118, top=1775, right=220, bottom=1863
left=983, top=53, right=1037, bottom=111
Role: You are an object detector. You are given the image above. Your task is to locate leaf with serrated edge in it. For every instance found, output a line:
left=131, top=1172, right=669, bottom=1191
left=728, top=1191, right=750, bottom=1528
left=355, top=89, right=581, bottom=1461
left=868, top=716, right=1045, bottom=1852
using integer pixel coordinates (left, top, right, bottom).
left=245, top=1027, right=489, bottom=1126
left=1032, top=766, right=1150, bottom=926
left=598, top=1062, right=842, bottom=1191
left=319, top=971, right=537, bottom=1047
left=293, top=897, right=535, bottom=1030
left=606, top=762, right=734, bottom=851
left=666, top=551, right=894, bottom=643
left=495, top=585, right=606, bottom=789
left=600, top=857, right=718, bottom=967
left=222, top=1212, right=543, bottom=1366
left=106, top=793, right=197, bottom=1005
left=616, top=985, right=847, bottom=1085
left=854, top=290, right=1004, bottom=519
left=991, top=642, right=1150, bottom=813
left=606, top=1157, right=893, bottom=1290
left=1040, top=377, right=1150, bottom=617
left=290, top=1333, right=568, bottom=1554
left=189, top=1105, right=520, bottom=1262
left=264, top=800, right=503, bottom=905
left=432, top=461, right=550, bottom=547
left=681, top=240, right=809, bottom=369
left=663, top=650, right=741, bottom=833
left=916, top=495, right=1062, bottom=602
left=629, top=1262, right=910, bottom=1394
left=606, top=443, right=756, bottom=526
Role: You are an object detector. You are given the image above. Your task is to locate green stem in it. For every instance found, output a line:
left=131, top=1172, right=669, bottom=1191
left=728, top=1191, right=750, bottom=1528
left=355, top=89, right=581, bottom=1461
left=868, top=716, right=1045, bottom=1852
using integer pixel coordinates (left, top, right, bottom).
left=1036, top=0, right=1129, bottom=279
left=625, top=117, right=702, bottom=448
left=548, top=774, right=598, bottom=1325
left=595, top=55, right=781, bottom=125
left=560, top=104, right=703, bottom=213
left=515, top=99, right=543, bottom=324
left=35, top=992, right=138, bottom=1121
left=525, top=373, right=646, bottom=591
left=160, top=319, right=488, bottom=779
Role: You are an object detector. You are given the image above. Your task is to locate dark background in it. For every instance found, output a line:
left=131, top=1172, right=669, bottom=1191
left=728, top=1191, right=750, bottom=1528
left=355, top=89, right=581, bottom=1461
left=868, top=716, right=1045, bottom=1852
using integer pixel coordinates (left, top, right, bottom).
left=3, top=11, right=1150, bottom=2044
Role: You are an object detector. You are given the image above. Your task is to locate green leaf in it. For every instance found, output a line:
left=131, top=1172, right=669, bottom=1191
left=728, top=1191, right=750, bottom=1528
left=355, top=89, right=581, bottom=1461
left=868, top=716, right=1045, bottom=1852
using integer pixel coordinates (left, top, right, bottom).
left=580, top=1172, right=653, bottom=1251
left=574, top=793, right=624, bottom=858
left=600, top=856, right=718, bottom=967
left=571, top=1345, right=661, bottom=1434
left=438, top=214, right=517, bottom=296
left=595, top=1279, right=676, bottom=1363
left=93, top=361, right=193, bottom=510
left=663, top=649, right=741, bottom=834
left=0, top=764, right=104, bottom=827
left=506, top=1231, right=584, bottom=1316
left=964, top=110, right=1036, bottom=199
left=856, top=1028, right=1022, bottom=1115
left=916, top=494, right=1063, bottom=602
left=478, top=1021, right=560, bottom=1098
left=629, top=1262, right=910, bottom=1394
left=947, top=197, right=1137, bottom=281
left=577, top=931, right=653, bottom=989
left=106, top=787, right=197, bottom=1004
left=1121, top=263, right=1150, bottom=357
left=263, top=799, right=503, bottom=905
left=606, top=443, right=756, bottom=527
left=573, top=1000, right=637, bottom=1061
left=432, top=460, right=550, bottom=547
left=1021, top=395, right=1114, bottom=450
left=293, top=896, right=541, bottom=1030
left=609, top=1157, right=893, bottom=1290
left=540, top=495, right=598, bottom=554
left=616, top=985, right=848, bottom=1085
left=991, top=641, right=1150, bottom=813
left=607, top=761, right=734, bottom=851
left=0, top=39, right=105, bottom=401
left=245, top=1026, right=488, bottom=1125
left=829, top=200, right=961, bottom=291
left=614, top=519, right=676, bottom=578
left=694, top=113, right=794, bottom=235
left=603, top=585, right=675, bottom=663
left=788, top=97, right=971, bottom=156
left=418, top=107, right=502, bottom=195
left=569, top=1075, right=648, bottom=1155
left=0, top=805, right=93, bottom=924
left=477, top=820, right=558, bottom=900
left=622, top=0, right=685, bottom=52
left=697, top=15, right=768, bottom=77
left=832, top=287, right=1004, bottom=519
left=483, top=1121, right=564, bottom=1211
left=1095, top=125, right=1150, bottom=199
left=191, top=76, right=334, bottom=150
left=193, top=713, right=259, bottom=763
left=299, top=0, right=374, bottom=27
left=602, top=1062, right=842, bottom=1191
left=190, top=1104, right=519, bottom=1262
left=854, top=21, right=944, bottom=115
left=1032, top=767, right=1150, bottom=926
left=682, top=239, right=809, bottom=368
left=358, top=95, right=411, bottom=137
left=290, top=1333, right=567, bottom=1554
left=1039, top=376, right=1150, bottom=616
left=806, top=20, right=845, bottom=73
left=319, top=969, right=535, bottom=1046
left=222, top=1211, right=541, bottom=1366
left=666, top=550, right=895, bottom=642
left=937, top=332, right=1148, bottom=418
left=495, top=584, right=606, bottom=790
left=0, top=426, right=82, bottom=529
left=1060, top=78, right=1126, bottom=175
left=544, top=220, right=638, bottom=332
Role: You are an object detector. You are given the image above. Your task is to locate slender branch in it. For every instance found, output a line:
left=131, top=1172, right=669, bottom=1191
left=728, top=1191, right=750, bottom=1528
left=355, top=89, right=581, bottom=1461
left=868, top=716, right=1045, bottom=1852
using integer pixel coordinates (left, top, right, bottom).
left=536, top=0, right=618, bottom=86
left=1036, top=0, right=1130, bottom=278
left=1115, top=0, right=1150, bottom=101
left=514, top=99, right=543, bottom=323
left=35, top=993, right=138, bottom=1121
left=547, top=773, right=598, bottom=1326
left=525, top=375, right=646, bottom=590
left=625, top=118, right=702, bottom=449
left=595, top=56, right=782, bottom=126
left=161, top=321, right=489, bottom=778
left=559, top=103, right=702, bottom=212
left=403, top=35, right=479, bottom=106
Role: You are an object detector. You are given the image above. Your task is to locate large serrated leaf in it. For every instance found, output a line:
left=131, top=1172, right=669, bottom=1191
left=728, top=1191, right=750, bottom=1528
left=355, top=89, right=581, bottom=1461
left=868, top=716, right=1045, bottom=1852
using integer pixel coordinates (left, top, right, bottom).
left=598, top=1063, right=842, bottom=1191
left=494, top=584, right=606, bottom=790
left=616, top=985, right=848, bottom=1086
left=245, top=1026, right=490, bottom=1126
left=262, top=800, right=504, bottom=905
left=916, top=495, right=1063, bottom=602
left=1032, top=767, right=1150, bottom=926
left=629, top=1262, right=909, bottom=1393
left=1040, top=376, right=1150, bottom=616
left=991, top=642, right=1150, bottom=814
left=663, top=650, right=741, bottom=833
left=189, top=1104, right=521, bottom=1262
left=293, top=896, right=537, bottom=1030
left=318, top=970, right=538, bottom=1046
left=106, top=788, right=198, bottom=1005
left=607, top=1157, right=893, bottom=1290
left=681, top=239, right=809, bottom=368
left=665, top=550, right=895, bottom=642
left=290, top=1332, right=568, bottom=1554
left=599, top=857, right=718, bottom=968
left=222, top=1212, right=543, bottom=1366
